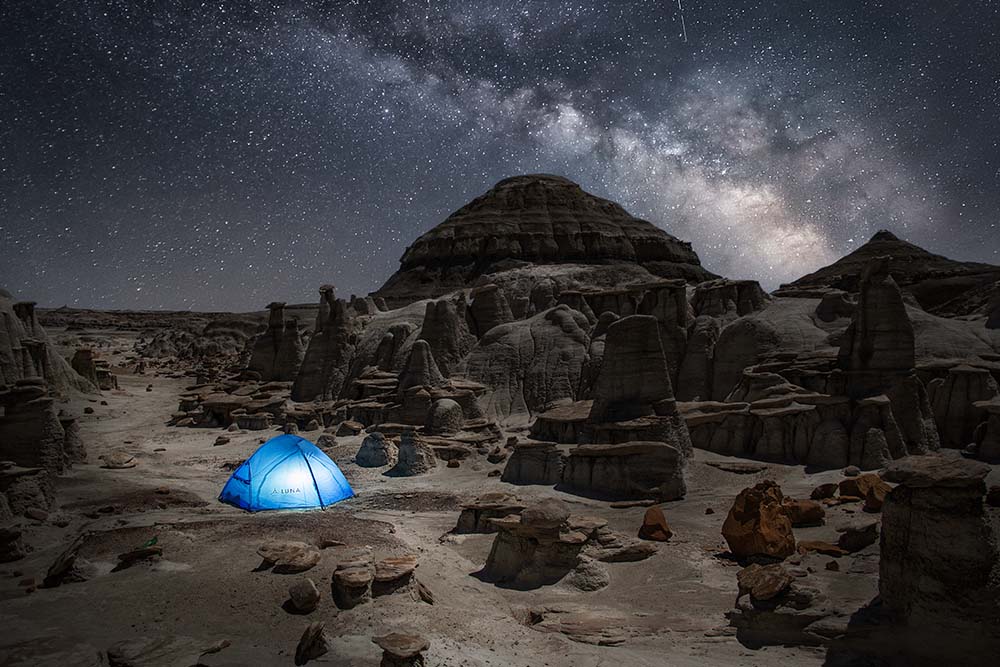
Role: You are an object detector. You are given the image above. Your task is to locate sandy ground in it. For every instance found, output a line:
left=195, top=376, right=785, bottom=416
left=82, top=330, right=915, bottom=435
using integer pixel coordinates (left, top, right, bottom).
left=0, top=333, right=935, bottom=666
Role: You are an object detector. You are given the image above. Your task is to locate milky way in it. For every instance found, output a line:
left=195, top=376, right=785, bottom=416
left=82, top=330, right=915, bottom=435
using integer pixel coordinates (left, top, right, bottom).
left=1, top=1, right=997, bottom=310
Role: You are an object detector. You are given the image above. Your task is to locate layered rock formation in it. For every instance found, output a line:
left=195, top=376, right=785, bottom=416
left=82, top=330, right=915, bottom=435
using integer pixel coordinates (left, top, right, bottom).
left=0, top=292, right=94, bottom=394
left=375, top=174, right=716, bottom=307
left=784, top=229, right=1000, bottom=310
left=247, top=302, right=306, bottom=382
left=0, top=378, right=85, bottom=473
left=292, top=288, right=355, bottom=401
left=879, top=455, right=1000, bottom=662
left=464, top=305, right=590, bottom=423
left=560, top=441, right=686, bottom=501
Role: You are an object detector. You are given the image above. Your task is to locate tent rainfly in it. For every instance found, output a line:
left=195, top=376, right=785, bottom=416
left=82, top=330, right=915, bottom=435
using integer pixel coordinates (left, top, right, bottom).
left=218, top=434, right=354, bottom=511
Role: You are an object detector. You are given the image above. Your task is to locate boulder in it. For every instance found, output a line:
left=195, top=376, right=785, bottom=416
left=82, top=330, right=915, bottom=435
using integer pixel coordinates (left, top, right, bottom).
left=836, top=519, right=878, bottom=552
left=425, top=398, right=463, bottom=435
left=722, top=481, right=796, bottom=560
left=736, top=563, right=794, bottom=601
left=288, top=578, right=321, bottom=613
left=637, top=506, right=672, bottom=542
left=356, top=432, right=397, bottom=467
left=385, top=432, right=436, bottom=477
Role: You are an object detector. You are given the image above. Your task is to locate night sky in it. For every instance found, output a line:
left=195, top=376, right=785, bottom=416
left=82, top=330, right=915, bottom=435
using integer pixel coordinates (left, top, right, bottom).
left=1, top=1, right=997, bottom=311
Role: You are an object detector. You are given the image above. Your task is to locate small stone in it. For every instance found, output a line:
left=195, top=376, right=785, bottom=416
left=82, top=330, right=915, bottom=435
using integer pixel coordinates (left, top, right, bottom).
left=84, top=407, right=95, bottom=414
left=705, top=507, right=715, bottom=515
left=303, top=419, right=321, bottom=432
left=227, top=423, right=240, bottom=432
left=781, top=499, right=825, bottom=526
left=24, top=507, right=48, bottom=522
left=842, top=465, right=860, bottom=477
left=145, top=385, right=153, bottom=392
left=446, top=459, right=460, bottom=468
left=288, top=578, right=320, bottom=613
left=99, top=451, right=136, bottom=469
left=796, top=540, right=847, bottom=557
left=213, top=436, right=230, bottom=447
left=336, top=420, right=364, bottom=436
left=737, top=563, right=793, bottom=601
left=825, top=560, right=840, bottom=572
left=257, top=541, right=321, bottom=573
left=294, top=622, right=330, bottom=665
left=487, top=469, right=501, bottom=477
left=810, top=483, right=838, bottom=500
left=637, top=506, right=672, bottom=542
left=836, top=520, right=878, bottom=553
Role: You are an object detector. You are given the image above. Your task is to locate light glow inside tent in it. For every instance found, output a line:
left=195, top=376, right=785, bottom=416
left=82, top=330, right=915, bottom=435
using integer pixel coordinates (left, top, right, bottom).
left=218, top=434, right=354, bottom=511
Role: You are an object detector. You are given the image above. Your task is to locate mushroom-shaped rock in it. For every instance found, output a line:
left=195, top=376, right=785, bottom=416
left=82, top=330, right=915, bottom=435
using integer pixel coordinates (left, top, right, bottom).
left=372, top=632, right=430, bottom=667
left=373, top=555, right=419, bottom=596
left=454, top=493, right=526, bottom=534
left=332, top=550, right=374, bottom=609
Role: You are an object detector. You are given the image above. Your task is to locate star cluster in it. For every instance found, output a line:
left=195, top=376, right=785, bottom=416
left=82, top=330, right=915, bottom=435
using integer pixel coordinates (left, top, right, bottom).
left=1, top=1, right=997, bottom=310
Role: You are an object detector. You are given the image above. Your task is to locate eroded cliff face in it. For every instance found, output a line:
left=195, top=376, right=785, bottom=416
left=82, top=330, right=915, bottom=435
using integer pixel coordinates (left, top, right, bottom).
left=374, top=174, right=717, bottom=307
left=0, top=292, right=95, bottom=395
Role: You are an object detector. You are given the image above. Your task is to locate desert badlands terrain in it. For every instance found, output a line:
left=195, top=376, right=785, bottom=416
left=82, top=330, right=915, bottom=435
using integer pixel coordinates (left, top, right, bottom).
left=2, top=175, right=999, bottom=666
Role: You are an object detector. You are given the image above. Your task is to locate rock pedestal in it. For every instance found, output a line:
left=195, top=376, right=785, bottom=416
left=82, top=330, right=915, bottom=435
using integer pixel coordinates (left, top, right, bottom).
left=878, top=454, right=1000, bottom=661
left=560, top=441, right=686, bottom=501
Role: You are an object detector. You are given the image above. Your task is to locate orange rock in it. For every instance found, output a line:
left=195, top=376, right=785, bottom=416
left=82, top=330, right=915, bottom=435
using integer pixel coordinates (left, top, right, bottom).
left=722, top=481, right=795, bottom=560
left=839, top=473, right=887, bottom=500
left=736, top=563, right=793, bottom=600
left=638, top=506, right=672, bottom=542
left=797, top=540, right=847, bottom=557
left=781, top=498, right=826, bottom=526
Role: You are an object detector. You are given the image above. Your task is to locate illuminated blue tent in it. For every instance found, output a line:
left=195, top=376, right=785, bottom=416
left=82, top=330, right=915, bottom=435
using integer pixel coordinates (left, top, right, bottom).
left=218, top=434, right=354, bottom=511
